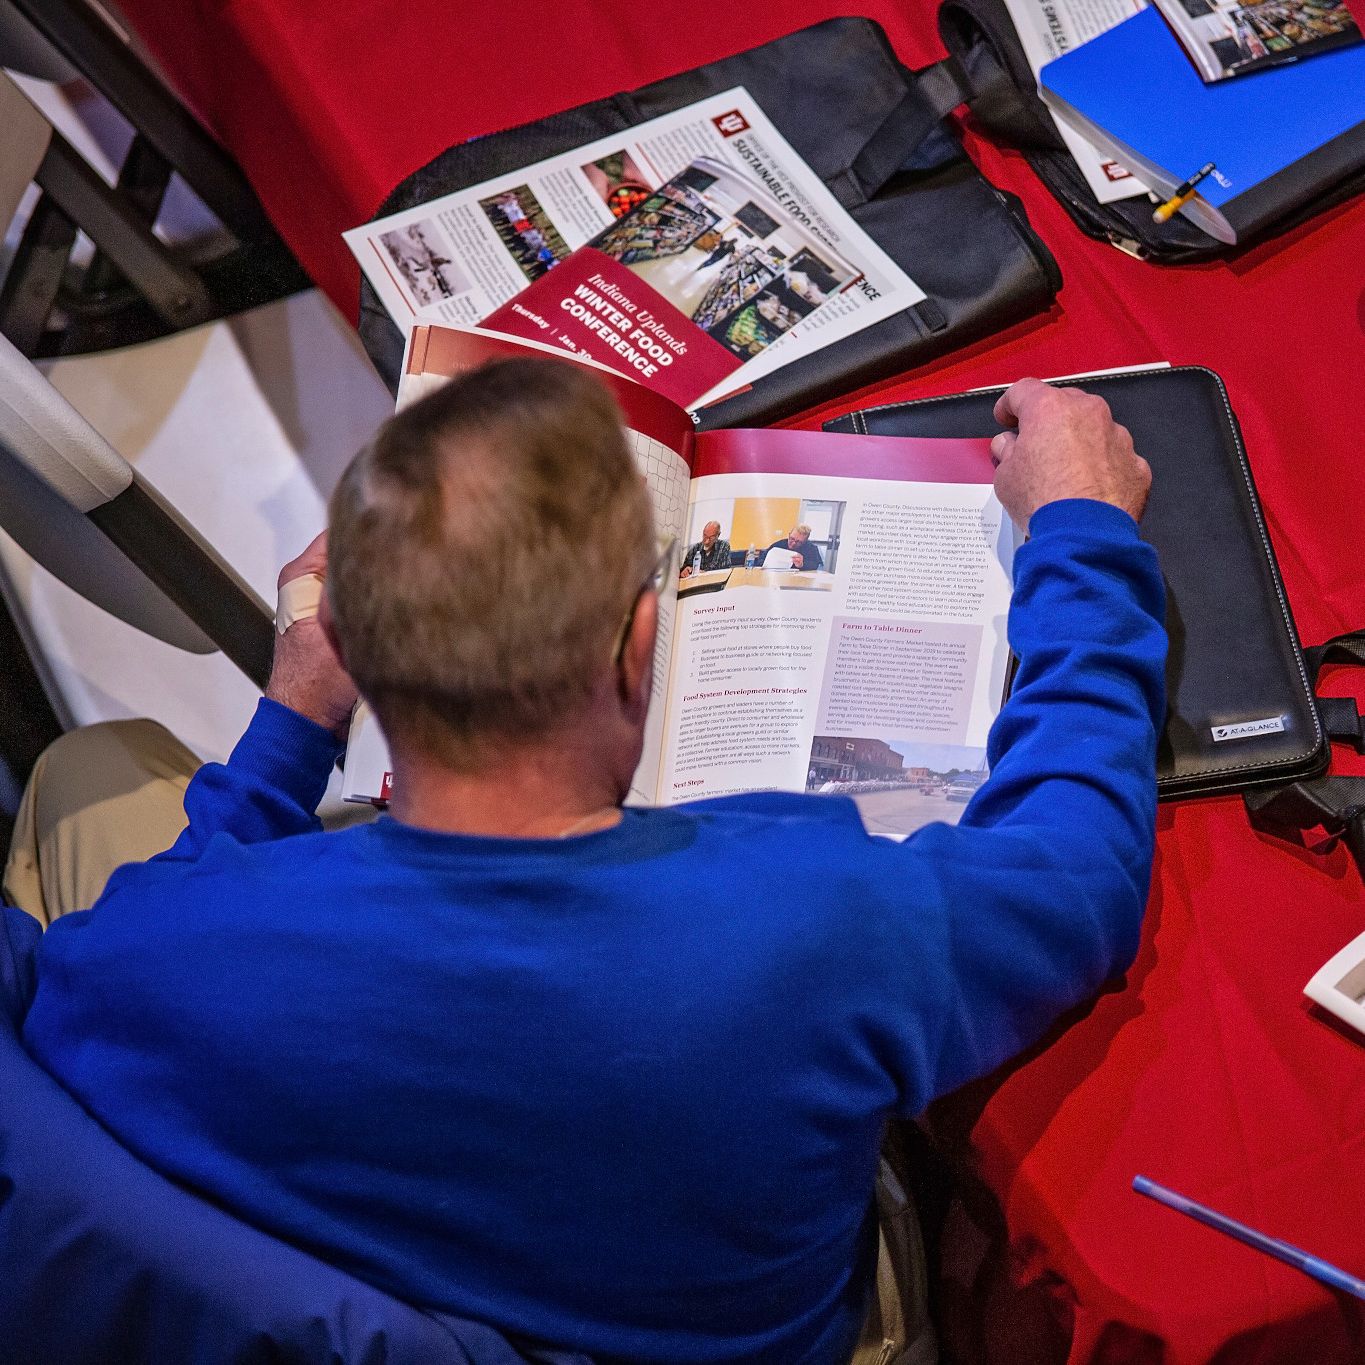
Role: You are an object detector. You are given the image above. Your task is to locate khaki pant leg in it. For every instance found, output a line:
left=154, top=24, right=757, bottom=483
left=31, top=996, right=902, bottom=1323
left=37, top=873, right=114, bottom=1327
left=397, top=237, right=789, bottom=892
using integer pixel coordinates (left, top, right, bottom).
left=849, top=1156, right=938, bottom=1365
left=3, top=720, right=201, bottom=927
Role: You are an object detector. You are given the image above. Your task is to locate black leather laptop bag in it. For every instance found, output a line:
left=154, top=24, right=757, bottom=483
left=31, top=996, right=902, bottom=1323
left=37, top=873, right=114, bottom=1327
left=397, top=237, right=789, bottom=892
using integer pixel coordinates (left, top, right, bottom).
left=825, top=367, right=1328, bottom=798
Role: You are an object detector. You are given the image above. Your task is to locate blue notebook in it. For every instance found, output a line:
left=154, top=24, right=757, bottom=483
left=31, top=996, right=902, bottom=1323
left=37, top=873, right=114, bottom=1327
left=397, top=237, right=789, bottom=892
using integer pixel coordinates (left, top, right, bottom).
left=1039, top=7, right=1365, bottom=242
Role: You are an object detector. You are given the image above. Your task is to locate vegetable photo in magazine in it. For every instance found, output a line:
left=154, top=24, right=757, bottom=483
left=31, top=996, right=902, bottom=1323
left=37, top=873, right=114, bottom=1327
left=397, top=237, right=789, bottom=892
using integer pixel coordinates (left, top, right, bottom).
left=1153, top=0, right=1360, bottom=81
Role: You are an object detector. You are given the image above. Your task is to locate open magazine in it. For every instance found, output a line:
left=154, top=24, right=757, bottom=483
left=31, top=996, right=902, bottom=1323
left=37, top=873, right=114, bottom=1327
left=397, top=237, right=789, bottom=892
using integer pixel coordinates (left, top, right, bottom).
left=1152, top=0, right=1359, bottom=81
left=341, top=325, right=1019, bottom=839
left=343, top=88, right=925, bottom=411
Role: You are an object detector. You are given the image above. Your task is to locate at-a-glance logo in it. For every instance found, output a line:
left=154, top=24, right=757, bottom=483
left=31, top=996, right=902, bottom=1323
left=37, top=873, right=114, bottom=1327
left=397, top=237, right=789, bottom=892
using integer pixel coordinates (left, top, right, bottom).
left=712, top=110, right=750, bottom=137
left=1210, top=716, right=1285, bottom=742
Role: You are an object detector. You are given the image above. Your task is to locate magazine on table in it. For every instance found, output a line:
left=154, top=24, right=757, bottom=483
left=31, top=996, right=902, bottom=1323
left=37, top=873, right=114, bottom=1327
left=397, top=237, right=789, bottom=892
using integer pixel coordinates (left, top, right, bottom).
left=1039, top=5, right=1365, bottom=242
left=1151, top=0, right=1359, bottom=82
left=341, top=324, right=1019, bottom=840
left=343, top=88, right=925, bottom=410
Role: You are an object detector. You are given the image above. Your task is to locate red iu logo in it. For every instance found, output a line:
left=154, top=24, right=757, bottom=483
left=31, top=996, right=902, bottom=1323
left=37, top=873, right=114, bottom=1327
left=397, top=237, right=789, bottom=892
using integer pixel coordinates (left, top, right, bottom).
left=712, top=110, right=750, bottom=137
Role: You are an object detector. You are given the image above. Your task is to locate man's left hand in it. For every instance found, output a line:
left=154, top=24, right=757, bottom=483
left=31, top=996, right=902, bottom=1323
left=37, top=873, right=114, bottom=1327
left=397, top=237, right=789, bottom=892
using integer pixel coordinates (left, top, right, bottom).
left=265, top=532, right=358, bottom=740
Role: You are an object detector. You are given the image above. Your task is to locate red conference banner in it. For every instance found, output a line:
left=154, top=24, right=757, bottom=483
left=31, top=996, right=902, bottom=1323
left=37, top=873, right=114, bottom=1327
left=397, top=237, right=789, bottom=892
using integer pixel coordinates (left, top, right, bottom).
left=480, top=247, right=742, bottom=408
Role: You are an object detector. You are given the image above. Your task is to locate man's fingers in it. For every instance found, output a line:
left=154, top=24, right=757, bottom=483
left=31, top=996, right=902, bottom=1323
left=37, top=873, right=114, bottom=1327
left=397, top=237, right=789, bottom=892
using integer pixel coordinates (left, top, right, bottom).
left=990, top=430, right=1016, bottom=466
left=992, top=377, right=1047, bottom=429
left=278, top=530, right=329, bottom=588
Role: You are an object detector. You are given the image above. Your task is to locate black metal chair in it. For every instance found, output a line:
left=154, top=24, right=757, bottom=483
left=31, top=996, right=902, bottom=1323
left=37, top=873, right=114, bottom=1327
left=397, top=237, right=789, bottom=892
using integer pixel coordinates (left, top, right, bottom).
left=0, top=3, right=309, bottom=357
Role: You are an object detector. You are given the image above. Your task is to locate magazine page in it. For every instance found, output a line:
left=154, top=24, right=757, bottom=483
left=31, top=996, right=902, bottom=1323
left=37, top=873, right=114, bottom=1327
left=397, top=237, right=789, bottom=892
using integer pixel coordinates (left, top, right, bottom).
left=654, top=430, right=1017, bottom=838
left=1151, top=0, right=1359, bottom=81
left=1000, top=0, right=1153, bottom=202
left=340, top=325, right=692, bottom=806
left=343, top=89, right=924, bottom=408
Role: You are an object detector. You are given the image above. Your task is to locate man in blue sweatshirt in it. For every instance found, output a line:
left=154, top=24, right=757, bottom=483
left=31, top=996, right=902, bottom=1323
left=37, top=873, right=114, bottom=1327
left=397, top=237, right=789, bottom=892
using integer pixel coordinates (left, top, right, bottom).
left=9, top=362, right=1163, bottom=1363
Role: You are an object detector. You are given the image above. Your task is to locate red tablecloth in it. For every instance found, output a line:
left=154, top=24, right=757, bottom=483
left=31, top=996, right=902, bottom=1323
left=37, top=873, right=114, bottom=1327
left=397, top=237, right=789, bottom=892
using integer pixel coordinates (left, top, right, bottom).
left=119, top=4, right=1365, bottom=1360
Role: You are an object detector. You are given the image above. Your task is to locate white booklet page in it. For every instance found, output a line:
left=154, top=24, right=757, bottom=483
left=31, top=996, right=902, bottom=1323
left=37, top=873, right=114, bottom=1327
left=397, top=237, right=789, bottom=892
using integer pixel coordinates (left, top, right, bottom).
left=1000, top=0, right=1153, bottom=203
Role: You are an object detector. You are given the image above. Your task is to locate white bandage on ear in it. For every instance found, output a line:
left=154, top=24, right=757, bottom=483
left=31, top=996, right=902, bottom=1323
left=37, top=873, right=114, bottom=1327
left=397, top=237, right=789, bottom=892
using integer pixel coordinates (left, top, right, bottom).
left=276, top=572, right=325, bottom=635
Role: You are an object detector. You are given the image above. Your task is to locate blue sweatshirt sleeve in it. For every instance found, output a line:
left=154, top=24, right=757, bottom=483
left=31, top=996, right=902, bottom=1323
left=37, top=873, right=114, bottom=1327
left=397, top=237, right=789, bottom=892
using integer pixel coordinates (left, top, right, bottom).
left=878, top=498, right=1167, bottom=1114
left=132, top=698, right=341, bottom=870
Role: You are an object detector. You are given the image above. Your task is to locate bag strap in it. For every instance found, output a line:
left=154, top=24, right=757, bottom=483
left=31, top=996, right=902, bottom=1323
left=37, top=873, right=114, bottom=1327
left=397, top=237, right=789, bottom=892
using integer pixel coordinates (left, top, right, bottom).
left=1243, top=628, right=1365, bottom=877
left=1317, top=696, right=1365, bottom=753
left=832, top=58, right=976, bottom=211
left=1303, top=629, right=1365, bottom=756
left=914, top=57, right=971, bottom=121
left=934, top=1, right=1069, bottom=151
left=835, top=84, right=945, bottom=208
left=1304, top=627, right=1365, bottom=677
left=1244, top=777, right=1365, bottom=872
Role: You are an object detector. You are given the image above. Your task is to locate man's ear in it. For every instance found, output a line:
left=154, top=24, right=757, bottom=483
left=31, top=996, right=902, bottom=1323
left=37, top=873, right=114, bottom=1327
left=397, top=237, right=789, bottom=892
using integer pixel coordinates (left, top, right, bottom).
left=618, top=589, right=658, bottom=719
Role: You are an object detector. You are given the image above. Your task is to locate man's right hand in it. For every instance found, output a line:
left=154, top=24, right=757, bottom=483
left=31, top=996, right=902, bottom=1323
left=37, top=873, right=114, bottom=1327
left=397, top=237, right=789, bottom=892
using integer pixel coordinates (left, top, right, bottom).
left=990, top=379, right=1151, bottom=532
left=265, top=532, right=358, bottom=740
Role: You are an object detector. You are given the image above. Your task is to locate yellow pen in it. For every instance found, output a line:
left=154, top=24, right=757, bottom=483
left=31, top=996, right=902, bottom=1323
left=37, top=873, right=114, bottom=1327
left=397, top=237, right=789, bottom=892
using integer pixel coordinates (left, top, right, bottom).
left=1153, top=162, right=1216, bottom=224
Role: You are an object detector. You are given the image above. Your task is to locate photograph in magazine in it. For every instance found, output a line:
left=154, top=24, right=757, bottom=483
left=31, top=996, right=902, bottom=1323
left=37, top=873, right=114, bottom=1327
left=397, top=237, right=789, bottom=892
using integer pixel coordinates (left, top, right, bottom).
left=377, top=221, right=472, bottom=309
left=478, top=185, right=571, bottom=282
left=589, top=156, right=855, bottom=363
left=1153, top=0, right=1360, bottom=80
left=582, top=150, right=653, bottom=218
left=806, top=738, right=989, bottom=837
left=677, top=496, right=844, bottom=595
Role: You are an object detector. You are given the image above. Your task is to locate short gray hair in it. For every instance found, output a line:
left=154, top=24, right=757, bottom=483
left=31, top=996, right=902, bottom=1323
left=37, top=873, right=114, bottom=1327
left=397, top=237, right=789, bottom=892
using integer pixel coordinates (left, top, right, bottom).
left=328, top=359, right=655, bottom=765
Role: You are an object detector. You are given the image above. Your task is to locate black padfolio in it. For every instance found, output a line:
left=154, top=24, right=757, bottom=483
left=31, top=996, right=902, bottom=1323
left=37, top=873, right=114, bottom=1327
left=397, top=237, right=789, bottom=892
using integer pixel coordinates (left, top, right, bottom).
left=931, top=0, right=1365, bottom=262
left=824, top=367, right=1328, bottom=798
left=357, top=17, right=1061, bottom=429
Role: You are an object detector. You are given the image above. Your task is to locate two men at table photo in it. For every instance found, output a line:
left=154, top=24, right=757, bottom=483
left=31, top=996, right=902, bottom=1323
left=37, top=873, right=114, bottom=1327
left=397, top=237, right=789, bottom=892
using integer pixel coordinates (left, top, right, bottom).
left=1, top=363, right=1162, bottom=1361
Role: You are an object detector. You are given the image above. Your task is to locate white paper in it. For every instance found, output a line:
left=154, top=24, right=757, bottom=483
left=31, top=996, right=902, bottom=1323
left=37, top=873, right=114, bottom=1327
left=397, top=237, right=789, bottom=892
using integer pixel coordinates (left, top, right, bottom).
left=1305, top=928, right=1365, bottom=1037
left=965, top=361, right=1171, bottom=392
left=340, top=701, right=392, bottom=805
left=1000, top=0, right=1154, bottom=203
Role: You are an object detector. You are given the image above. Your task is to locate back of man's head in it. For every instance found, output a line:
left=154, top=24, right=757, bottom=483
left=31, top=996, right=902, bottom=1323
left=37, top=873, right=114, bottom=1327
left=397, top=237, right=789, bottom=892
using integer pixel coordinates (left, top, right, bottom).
left=328, top=359, right=655, bottom=768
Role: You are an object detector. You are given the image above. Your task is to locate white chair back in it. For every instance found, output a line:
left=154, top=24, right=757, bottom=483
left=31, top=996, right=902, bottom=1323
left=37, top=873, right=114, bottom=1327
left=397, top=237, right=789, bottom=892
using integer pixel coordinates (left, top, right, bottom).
left=0, top=329, right=273, bottom=681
